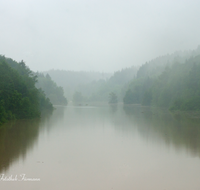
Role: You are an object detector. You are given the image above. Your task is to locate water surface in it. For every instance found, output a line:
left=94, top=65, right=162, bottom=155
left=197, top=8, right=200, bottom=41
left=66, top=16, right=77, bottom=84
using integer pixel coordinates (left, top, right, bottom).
left=0, top=105, right=200, bottom=190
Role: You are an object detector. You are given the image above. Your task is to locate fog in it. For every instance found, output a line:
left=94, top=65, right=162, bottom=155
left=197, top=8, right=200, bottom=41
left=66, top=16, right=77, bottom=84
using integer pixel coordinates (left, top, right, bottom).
left=1, top=2, right=200, bottom=189
left=1, top=0, right=200, bottom=72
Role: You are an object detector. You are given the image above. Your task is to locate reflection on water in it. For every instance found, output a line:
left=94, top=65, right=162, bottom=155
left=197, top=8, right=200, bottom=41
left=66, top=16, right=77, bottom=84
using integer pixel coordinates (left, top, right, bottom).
left=109, top=104, right=118, bottom=113
left=123, top=105, right=200, bottom=158
left=0, top=119, right=40, bottom=172
left=0, top=110, right=54, bottom=173
left=0, top=105, right=200, bottom=190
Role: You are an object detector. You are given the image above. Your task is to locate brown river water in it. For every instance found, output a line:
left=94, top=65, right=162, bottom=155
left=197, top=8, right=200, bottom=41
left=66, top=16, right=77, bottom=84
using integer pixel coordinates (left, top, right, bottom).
left=0, top=105, right=200, bottom=190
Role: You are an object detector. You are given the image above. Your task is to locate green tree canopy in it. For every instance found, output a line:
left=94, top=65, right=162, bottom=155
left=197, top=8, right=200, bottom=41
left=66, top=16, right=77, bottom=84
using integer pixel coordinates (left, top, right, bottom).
left=0, top=55, right=53, bottom=125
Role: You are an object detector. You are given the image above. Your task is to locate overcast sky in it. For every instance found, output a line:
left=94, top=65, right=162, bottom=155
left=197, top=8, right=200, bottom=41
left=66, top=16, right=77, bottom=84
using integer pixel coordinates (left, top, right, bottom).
left=1, top=0, right=200, bottom=72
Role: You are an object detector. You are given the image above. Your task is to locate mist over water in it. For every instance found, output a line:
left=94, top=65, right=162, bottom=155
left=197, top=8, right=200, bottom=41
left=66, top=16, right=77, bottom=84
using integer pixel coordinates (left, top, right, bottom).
left=0, top=105, right=200, bottom=190
left=1, top=1, right=200, bottom=189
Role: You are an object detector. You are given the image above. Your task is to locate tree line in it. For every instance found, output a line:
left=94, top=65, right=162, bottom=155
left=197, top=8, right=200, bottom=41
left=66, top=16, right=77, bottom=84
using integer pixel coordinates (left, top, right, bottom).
left=2, top=44, right=199, bottom=124
left=35, top=73, right=67, bottom=106
left=123, top=54, right=200, bottom=111
left=0, top=56, right=53, bottom=125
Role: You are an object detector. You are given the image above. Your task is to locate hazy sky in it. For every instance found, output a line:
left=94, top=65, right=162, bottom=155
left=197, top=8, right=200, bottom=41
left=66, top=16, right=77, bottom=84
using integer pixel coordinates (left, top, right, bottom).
left=1, top=0, right=200, bottom=72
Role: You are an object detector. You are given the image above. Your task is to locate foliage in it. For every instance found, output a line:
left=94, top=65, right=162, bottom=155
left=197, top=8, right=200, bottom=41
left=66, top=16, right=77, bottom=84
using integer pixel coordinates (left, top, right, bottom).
left=36, top=73, right=67, bottom=105
left=123, top=50, right=200, bottom=111
left=0, top=55, right=53, bottom=125
left=137, top=46, right=200, bottom=79
left=123, top=77, right=154, bottom=104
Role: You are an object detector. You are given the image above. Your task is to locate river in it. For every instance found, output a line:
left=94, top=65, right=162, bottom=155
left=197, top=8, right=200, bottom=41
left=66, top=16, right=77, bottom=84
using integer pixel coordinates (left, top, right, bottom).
left=0, top=105, right=200, bottom=190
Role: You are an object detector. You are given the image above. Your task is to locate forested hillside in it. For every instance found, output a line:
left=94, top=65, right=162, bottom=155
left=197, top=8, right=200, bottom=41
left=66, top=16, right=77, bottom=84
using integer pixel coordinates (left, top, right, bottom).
left=137, top=46, right=200, bottom=79
left=44, top=70, right=111, bottom=100
left=83, top=66, right=138, bottom=102
left=45, top=66, right=138, bottom=103
left=36, top=73, right=67, bottom=105
left=123, top=47, right=200, bottom=111
left=0, top=56, right=53, bottom=125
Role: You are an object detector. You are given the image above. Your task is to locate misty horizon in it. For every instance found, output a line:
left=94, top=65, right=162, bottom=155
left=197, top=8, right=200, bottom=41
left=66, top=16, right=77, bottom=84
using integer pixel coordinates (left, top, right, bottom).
left=1, top=1, right=200, bottom=188
left=1, top=0, right=200, bottom=72
left=3, top=45, right=200, bottom=74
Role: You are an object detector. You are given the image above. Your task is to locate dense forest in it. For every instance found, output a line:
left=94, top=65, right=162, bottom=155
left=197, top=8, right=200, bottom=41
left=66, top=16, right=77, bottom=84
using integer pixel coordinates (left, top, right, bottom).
left=1, top=45, right=200, bottom=126
left=0, top=56, right=53, bottom=125
left=124, top=47, right=200, bottom=111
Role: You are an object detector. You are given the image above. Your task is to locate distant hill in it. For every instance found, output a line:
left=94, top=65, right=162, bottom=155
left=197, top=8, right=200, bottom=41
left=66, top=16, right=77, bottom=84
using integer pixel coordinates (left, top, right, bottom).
left=44, top=70, right=112, bottom=100
left=137, top=45, right=200, bottom=79
left=44, top=67, right=138, bottom=102
left=45, top=70, right=111, bottom=86
left=123, top=46, right=200, bottom=111
left=84, top=66, right=138, bottom=102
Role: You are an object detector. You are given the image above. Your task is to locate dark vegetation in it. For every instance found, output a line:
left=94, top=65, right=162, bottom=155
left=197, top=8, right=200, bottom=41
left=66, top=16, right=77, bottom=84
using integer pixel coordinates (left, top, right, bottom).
left=0, top=119, right=40, bottom=172
left=0, top=55, right=53, bottom=125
